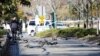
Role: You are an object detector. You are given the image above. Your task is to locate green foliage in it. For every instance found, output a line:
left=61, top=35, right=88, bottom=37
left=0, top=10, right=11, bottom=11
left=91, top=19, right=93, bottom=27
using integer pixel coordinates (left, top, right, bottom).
left=36, top=28, right=97, bottom=38
left=0, top=26, right=4, bottom=29
left=36, top=29, right=59, bottom=38
left=0, top=29, right=6, bottom=38
left=75, top=28, right=97, bottom=38
left=86, top=28, right=97, bottom=35
left=0, top=0, right=30, bottom=20
left=36, top=30, right=52, bottom=38
left=75, top=29, right=87, bottom=38
left=58, top=28, right=82, bottom=37
left=57, top=29, right=67, bottom=38
left=74, top=28, right=94, bottom=38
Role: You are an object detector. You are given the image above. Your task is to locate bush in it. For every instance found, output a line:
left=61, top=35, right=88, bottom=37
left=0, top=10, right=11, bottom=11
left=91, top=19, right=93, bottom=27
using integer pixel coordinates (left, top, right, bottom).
left=36, top=29, right=59, bottom=38
left=0, top=26, right=4, bottom=29
left=58, top=28, right=84, bottom=37
left=57, top=29, right=67, bottom=38
left=86, top=28, right=97, bottom=35
left=66, top=28, right=82, bottom=37
left=0, top=29, right=7, bottom=38
left=36, top=28, right=97, bottom=38
left=75, top=29, right=86, bottom=38
left=75, top=28, right=97, bottom=38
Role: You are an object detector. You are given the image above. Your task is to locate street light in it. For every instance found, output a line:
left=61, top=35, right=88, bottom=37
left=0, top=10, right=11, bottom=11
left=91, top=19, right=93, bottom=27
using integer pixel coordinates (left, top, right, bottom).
left=51, top=12, right=56, bottom=28
left=48, top=0, right=56, bottom=28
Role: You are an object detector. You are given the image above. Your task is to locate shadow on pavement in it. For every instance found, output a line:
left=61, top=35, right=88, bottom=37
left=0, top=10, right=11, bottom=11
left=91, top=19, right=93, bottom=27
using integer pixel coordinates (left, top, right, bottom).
left=20, top=53, right=100, bottom=56
left=9, top=42, right=20, bottom=56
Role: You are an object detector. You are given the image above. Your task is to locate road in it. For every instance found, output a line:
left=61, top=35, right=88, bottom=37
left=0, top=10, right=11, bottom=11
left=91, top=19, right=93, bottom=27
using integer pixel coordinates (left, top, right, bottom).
left=9, top=33, right=100, bottom=56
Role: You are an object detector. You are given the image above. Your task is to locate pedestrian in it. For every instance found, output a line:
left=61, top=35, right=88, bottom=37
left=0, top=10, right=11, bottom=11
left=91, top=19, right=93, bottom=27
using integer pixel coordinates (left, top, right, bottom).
left=10, top=17, right=19, bottom=43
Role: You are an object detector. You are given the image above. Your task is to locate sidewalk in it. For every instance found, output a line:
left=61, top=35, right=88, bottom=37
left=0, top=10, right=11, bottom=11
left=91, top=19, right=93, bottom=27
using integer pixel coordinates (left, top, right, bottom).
left=18, top=33, right=100, bottom=56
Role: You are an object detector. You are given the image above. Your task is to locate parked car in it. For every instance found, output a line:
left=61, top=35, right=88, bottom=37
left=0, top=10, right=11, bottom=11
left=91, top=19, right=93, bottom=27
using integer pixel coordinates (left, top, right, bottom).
left=37, top=20, right=51, bottom=32
left=56, top=23, right=67, bottom=29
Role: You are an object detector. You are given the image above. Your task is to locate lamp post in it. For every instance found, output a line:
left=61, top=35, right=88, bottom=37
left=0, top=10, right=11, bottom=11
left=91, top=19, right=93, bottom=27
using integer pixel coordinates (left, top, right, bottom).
left=51, top=12, right=56, bottom=28
left=48, top=0, right=56, bottom=28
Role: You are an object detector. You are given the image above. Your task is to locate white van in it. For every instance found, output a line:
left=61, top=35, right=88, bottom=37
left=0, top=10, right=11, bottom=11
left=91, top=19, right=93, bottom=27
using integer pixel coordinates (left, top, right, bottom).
left=27, top=20, right=51, bottom=35
left=27, top=20, right=36, bottom=35
left=37, top=20, right=51, bottom=32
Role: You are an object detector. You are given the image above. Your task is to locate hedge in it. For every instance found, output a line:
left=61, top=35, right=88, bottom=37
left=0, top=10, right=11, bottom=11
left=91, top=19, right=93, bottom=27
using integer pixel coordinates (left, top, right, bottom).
left=36, top=28, right=97, bottom=38
left=36, top=29, right=59, bottom=38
